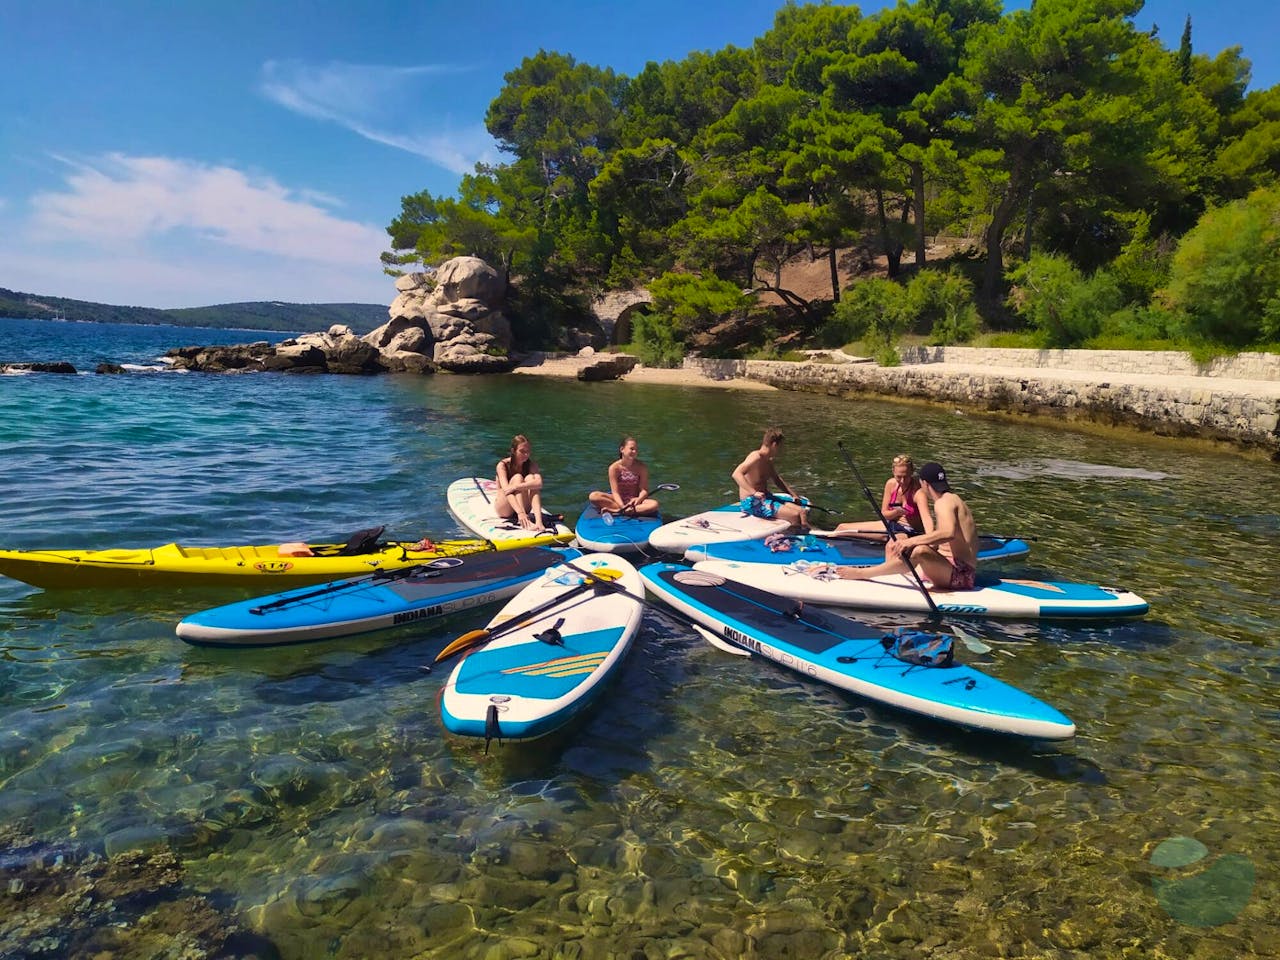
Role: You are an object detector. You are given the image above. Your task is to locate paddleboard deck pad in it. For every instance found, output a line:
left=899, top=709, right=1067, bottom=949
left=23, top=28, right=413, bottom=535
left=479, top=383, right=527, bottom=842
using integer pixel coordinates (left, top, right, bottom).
left=640, top=563, right=1075, bottom=739
left=691, top=559, right=1149, bottom=620
left=574, top=503, right=663, bottom=553
left=447, top=477, right=573, bottom=546
left=176, top=547, right=580, bottom=646
left=685, top=533, right=1031, bottom=565
left=648, top=503, right=790, bottom=554
left=440, top=553, right=644, bottom=742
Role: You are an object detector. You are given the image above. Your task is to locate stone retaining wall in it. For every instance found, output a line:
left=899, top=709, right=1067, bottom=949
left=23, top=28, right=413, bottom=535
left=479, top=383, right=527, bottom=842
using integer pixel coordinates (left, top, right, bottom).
left=682, top=355, right=1280, bottom=458
left=897, top=347, right=1280, bottom=380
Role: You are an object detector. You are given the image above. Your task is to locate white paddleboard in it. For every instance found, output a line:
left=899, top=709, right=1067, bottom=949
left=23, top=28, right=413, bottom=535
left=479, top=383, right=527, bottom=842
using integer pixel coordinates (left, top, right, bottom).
left=439, top=553, right=645, bottom=741
left=446, top=477, right=573, bottom=546
left=648, top=503, right=790, bottom=554
left=691, top=559, right=1149, bottom=620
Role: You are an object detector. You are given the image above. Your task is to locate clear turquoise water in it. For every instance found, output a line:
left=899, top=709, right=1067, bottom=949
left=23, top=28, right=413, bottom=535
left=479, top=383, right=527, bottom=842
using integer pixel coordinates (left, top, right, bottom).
left=2, top=317, right=1278, bottom=957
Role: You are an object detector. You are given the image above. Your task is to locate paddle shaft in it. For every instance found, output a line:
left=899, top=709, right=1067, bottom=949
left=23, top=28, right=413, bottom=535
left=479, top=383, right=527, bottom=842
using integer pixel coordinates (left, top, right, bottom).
left=434, top=573, right=603, bottom=663
left=766, top=493, right=837, bottom=516
left=836, top=441, right=941, bottom=616
left=250, top=561, right=441, bottom=615
left=558, top=559, right=762, bottom=653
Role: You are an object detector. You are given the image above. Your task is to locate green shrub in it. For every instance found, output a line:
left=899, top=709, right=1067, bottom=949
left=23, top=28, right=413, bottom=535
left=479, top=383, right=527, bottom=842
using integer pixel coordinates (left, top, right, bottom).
left=648, top=272, right=751, bottom=337
left=1092, top=304, right=1177, bottom=345
left=631, top=310, right=684, bottom=368
left=1109, top=212, right=1173, bottom=306
left=875, top=344, right=901, bottom=366
left=1158, top=186, right=1280, bottom=346
left=1006, top=254, right=1122, bottom=347
left=823, top=279, right=910, bottom=354
left=904, top=268, right=980, bottom=345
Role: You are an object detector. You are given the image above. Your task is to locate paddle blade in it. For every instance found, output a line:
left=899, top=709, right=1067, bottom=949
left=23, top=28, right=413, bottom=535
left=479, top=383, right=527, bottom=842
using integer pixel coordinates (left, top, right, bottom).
left=694, top=624, right=752, bottom=657
left=435, top=629, right=489, bottom=663
left=952, top=623, right=992, bottom=654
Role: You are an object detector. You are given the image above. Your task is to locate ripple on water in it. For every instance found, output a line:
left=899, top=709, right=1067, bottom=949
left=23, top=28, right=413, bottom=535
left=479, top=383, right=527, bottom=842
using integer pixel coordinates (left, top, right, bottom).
left=3, top=365, right=1279, bottom=957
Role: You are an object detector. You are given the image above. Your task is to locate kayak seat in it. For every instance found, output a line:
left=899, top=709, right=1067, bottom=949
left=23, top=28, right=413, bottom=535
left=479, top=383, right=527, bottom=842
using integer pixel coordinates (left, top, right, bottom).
left=309, top=525, right=387, bottom=557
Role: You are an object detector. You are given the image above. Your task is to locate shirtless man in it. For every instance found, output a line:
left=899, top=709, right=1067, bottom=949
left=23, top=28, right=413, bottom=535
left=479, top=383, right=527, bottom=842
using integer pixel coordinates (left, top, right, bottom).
left=836, top=462, right=978, bottom=589
left=731, top=427, right=809, bottom=531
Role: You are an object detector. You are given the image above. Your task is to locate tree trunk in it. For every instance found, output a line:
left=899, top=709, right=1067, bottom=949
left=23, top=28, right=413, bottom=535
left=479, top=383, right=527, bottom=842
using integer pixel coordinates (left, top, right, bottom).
left=982, top=189, right=1021, bottom=301
left=828, top=247, right=840, bottom=303
left=911, top=161, right=927, bottom=268
left=1022, top=183, right=1035, bottom=260
left=876, top=189, right=902, bottom=278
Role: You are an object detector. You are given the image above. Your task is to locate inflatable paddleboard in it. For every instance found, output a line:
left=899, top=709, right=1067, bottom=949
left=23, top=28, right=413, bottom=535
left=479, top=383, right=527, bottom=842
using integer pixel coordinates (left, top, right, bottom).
left=685, top=532, right=1031, bottom=566
left=573, top=504, right=663, bottom=553
left=176, top=547, right=579, bottom=647
left=447, top=477, right=573, bottom=546
left=648, top=503, right=790, bottom=554
left=691, top=559, right=1149, bottom=620
left=639, top=563, right=1075, bottom=739
left=440, top=553, right=644, bottom=742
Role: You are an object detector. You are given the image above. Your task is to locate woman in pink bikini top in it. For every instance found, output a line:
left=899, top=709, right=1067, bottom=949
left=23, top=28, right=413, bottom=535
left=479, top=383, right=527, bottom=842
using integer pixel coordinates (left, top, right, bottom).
left=588, top=436, right=659, bottom=517
left=831, top=454, right=932, bottom=539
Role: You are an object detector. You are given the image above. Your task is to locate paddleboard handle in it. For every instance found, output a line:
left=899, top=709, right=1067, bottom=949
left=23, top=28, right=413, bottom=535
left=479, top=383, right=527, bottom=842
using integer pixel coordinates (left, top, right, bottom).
left=535, top=618, right=566, bottom=646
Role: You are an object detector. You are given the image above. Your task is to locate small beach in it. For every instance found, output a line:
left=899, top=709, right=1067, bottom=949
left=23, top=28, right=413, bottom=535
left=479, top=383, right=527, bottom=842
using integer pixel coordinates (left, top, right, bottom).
left=511, top=355, right=778, bottom=390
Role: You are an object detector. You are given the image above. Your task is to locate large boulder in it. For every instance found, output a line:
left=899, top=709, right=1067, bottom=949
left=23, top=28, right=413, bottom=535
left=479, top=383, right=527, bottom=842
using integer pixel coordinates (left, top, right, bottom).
left=428, top=257, right=502, bottom=308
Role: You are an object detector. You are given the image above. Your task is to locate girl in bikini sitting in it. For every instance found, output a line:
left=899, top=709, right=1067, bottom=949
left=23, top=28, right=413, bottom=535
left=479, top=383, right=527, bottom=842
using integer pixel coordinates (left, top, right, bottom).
left=494, top=434, right=547, bottom=532
left=589, top=436, right=658, bottom=518
left=831, top=454, right=932, bottom=540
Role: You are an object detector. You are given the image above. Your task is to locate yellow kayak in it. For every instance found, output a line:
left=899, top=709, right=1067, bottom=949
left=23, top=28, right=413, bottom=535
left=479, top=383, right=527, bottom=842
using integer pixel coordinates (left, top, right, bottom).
left=0, top=529, right=572, bottom=590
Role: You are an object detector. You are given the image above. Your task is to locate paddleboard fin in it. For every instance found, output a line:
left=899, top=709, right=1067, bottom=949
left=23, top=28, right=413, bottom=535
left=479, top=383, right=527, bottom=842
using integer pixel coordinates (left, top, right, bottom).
left=484, top=704, right=503, bottom=753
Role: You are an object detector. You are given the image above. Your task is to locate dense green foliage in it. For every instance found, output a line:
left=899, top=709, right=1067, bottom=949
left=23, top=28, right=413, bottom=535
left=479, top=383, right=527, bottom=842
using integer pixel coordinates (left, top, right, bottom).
left=0, top=289, right=388, bottom=334
left=385, top=0, right=1279, bottom=355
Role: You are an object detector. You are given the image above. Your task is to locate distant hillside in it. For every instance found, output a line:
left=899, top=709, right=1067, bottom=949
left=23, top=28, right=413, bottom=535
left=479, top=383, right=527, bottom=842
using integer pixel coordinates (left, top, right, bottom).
left=0, top=287, right=389, bottom=334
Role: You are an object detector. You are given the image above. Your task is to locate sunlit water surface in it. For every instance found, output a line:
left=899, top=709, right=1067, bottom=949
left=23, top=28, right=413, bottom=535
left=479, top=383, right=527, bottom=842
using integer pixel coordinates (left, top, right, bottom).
left=1, top=318, right=1277, bottom=958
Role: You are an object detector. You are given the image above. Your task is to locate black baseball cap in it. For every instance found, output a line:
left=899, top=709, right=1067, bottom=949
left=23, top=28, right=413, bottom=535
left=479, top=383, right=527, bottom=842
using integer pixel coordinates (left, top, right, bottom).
left=919, top=462, right=951, bottom=492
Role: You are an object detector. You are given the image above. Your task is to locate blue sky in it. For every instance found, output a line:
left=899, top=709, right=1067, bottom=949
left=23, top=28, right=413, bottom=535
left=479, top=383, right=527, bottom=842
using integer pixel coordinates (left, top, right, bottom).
left=2, top=0, right=1275, bottom=309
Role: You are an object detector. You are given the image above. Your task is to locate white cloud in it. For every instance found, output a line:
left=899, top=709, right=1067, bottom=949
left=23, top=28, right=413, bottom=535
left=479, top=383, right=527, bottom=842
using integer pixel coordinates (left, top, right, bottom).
left=260, top=59, right=501, bottom=174
left=3, top=153, right=394, bottom=307
left=30, top=153, right=386, bottom=265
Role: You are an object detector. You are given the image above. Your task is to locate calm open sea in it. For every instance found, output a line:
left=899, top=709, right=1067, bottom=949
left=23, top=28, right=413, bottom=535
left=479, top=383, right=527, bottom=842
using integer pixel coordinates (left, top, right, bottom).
left=1, top=317, right=1278, bottom=958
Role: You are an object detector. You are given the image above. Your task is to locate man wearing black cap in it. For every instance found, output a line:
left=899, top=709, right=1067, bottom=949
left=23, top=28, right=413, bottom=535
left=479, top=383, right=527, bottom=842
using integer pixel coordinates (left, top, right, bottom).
left=836, top=461, right=979, bottom=590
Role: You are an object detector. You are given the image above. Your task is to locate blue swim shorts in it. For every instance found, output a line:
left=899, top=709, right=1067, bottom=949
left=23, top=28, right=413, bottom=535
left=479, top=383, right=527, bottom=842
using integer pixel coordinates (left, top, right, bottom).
left=740, top=495, right=779, bottom=520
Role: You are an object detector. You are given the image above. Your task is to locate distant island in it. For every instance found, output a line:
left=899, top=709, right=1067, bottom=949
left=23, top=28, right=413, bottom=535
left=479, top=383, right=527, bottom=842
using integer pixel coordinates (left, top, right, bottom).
left=0, top=286, right=388, bottom=334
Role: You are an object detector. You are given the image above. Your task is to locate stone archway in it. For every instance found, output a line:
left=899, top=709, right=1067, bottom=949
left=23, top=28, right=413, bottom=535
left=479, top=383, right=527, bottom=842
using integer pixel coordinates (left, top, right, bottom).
left=590, top=289, right=652, bottom=345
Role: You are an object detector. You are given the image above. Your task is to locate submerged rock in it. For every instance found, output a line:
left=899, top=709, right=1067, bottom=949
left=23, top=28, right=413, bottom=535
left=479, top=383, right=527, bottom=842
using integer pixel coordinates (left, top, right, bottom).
left=0, top=361, right=78, bottom=374
left=0, top=824, right=276, bottom=958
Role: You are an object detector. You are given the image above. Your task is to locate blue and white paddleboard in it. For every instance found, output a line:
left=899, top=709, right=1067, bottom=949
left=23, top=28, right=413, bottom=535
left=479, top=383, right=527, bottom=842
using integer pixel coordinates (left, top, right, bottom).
left=176, top=547, right=578, bottom=647
left=648, top=503, right=790, bottom=554
left=691, top=559, right=1149, bottom=620
left=573, top=504, right=663, bottom=553
left=684, top=532, right=1031, bottom=566
left=440, top=553, right=644, bottom=742
left=640, top=563, right=1075, bottom=739
left=446, top=477, right=574, bottom=546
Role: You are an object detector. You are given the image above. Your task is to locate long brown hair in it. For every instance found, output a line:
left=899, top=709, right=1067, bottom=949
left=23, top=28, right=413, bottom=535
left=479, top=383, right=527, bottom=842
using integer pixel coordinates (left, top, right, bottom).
left=504, top=434, right=531, bottom=475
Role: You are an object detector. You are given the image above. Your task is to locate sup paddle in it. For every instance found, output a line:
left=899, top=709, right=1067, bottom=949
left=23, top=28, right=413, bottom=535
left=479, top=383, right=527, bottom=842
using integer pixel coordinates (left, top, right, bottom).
left=766, top=492, right=840, bottom=516
left=601, top=482, right=680, bottom=525
left=835, top=442, right=991, bottom=655
left=553, top=560, right=753, bottom=657
left=434, top=566, right=622, bottom=664
left=249, top=557, right=464, bottom=616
